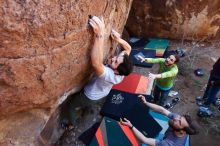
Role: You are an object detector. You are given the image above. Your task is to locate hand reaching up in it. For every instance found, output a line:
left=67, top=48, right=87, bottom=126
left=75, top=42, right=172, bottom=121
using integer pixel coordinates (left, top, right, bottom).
left=120, top=118, right=133, bottom=128
left=138, top=95, right=147, bottom=104
left=111, top=29, right=121, bottom=41
left=149, top=72, right=157, bottom=79
left=138, top=55, right=145, bottom=62
left=89, top=16, right=105, bottom=37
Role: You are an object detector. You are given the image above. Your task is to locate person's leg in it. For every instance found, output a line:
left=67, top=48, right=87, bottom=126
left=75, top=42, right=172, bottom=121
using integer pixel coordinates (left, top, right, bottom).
left=159, top=89, right=170, bottom=106
left=92, top=96, right=107, bottom=107
left=203, top=76, right=212, bottom=99
left=68, top=92, right=91, bottom=125
left=80, top=93, right=107, bottom=117
left=153, top=85, right=161, bottom=104
left=68, top=92, right=107, bottom=125
left=205, top=85, right=220, bottom=106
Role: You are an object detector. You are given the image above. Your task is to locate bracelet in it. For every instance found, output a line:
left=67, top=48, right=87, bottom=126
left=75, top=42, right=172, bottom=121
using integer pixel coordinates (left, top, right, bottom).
left=130, top=125, right=134, bottom=129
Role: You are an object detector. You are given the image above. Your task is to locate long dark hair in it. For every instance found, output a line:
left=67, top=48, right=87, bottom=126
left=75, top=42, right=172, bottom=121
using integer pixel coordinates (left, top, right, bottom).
left=168, top=115, right=200, bottom=135
left=183, top=115, right=199, bottom=135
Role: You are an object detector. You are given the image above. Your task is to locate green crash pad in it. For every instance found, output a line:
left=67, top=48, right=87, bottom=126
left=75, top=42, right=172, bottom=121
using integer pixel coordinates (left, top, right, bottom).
left=145, top=38, right=170, bottom=57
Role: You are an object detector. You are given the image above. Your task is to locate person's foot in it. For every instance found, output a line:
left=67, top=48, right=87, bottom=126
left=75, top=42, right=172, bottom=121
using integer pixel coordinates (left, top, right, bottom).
left=213, top=99, right=220, bottom=106
left=195, top=96, right=207, bottom=101
left=164, top=103, right=173, bottom=109
left=197, top=106, right=213, bottom=117
left=196, top=97, right=207, bottom=106
left=196, top=101, right=204, bottom=106
left=203, top=101, right=210, bottom=107
left=195, top=96, right=203, bottom=101
left=196, top=96, right=208, bottom=102
left=172, top=97, right=180, bottom=104
left=203, top=97, right=208, bottom=100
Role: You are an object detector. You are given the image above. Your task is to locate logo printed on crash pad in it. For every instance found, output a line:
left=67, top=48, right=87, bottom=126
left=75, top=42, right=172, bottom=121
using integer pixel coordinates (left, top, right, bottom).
left=111, top=93, right=124, bottom=105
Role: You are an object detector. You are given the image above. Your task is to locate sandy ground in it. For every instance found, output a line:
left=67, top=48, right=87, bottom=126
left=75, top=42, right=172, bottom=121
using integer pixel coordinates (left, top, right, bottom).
left=57, top=40, right=220, bottom=146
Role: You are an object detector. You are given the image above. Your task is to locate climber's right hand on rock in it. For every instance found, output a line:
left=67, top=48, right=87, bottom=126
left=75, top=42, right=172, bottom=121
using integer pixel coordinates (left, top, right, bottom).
left=89, top=16, right=105, bottom=37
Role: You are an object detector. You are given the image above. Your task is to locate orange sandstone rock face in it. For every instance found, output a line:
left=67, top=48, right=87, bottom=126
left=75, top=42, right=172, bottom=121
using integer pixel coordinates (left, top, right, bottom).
left=126, top=0, right=220, bottom=40
left=0, top=0, right=133, bottom=118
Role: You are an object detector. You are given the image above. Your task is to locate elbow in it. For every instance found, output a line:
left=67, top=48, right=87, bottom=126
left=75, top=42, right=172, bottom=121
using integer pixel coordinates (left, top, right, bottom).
left=91, top=61, right=101, bottom=68
left=127, top=45, right=131, bottom=52
left=92, top=61, right=103, bottom=70
left=126, top=45, right=131, bottom=55
left=160, top=107, right=169, bottom=115
left=124, top=41, right=131, bottom=52
left=156, top=106, right=166, bottom=114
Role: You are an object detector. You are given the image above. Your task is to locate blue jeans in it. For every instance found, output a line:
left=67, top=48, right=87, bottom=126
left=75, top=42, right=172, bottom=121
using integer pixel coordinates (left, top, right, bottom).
left=203, top=77, right=220, bottom=105
left=153, top=85, right=170, bottom=106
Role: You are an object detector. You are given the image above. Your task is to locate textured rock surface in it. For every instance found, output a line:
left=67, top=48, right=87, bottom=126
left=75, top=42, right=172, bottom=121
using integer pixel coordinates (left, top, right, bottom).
left=0, top=109, right=48, bottom=146
left=126, top=0, right=220, bottom=40
left=0, top=1, right=133, bottom=145
left=0, top=0, right=133, bottom=118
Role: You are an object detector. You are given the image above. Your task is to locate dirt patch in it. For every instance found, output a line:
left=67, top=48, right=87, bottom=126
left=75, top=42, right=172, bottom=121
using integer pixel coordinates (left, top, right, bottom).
left=57, top=40, right=220, bottom=146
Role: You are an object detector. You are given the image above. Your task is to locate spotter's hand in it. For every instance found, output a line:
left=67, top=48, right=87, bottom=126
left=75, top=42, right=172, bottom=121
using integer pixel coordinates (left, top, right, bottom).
left=138, top=55, right=145, bottom=62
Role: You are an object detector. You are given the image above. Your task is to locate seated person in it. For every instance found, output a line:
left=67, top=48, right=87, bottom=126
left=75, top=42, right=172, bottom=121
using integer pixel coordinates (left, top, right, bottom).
left=121, top=95, right=199, bottom=146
